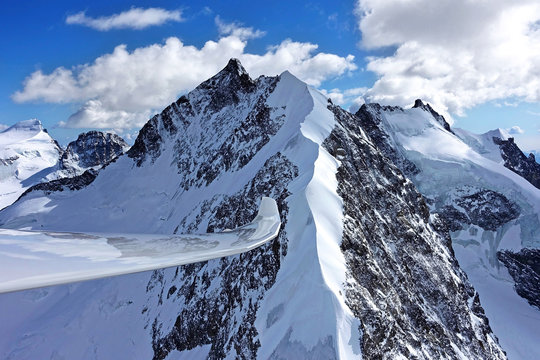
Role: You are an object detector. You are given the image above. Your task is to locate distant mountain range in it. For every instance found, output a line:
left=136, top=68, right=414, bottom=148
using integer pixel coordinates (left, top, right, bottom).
left=0, top=59, right=538, bottom=359
left=0, top=121, right=128, bottom=209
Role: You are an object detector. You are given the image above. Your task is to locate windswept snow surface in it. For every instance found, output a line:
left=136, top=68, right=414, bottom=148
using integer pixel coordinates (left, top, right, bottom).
left=0, top=69, right=361, bottom=358
left=255, top=78, right=361, bottom=359
left=368, top=104, right=540, bottom=359
left=0, top=120, right=62, bottom=210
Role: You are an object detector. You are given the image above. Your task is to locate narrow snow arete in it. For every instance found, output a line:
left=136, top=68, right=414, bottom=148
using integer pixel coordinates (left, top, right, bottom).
left=0, top=197, right=280, bottom=294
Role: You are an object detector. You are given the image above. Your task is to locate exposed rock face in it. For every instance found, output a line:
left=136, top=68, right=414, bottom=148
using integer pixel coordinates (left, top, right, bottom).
left=326, top=103, right=504, bottom=359
left=20, top=169, right=98, bottom=197
left=151, top=154, right=297, bottom=360
left=355, top=104, right=420, bottom=177
left=498, top=248, right=540, bottom=310
left=350, top=99, right=540, bottom=359
left=61, top=131, right=128, bottom=174
left=493, top=136, right=540, bottom=189
left=436, top=188, right=520, bottom=232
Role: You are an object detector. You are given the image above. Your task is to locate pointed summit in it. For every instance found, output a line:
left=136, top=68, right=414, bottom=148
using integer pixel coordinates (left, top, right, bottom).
left=192, top=58, right=258, bottom=113
left=222, top=58, right=249, bottom=77
left=412, top=99, right=453, bottom=134
left=200, top=58, right=252, bottom=87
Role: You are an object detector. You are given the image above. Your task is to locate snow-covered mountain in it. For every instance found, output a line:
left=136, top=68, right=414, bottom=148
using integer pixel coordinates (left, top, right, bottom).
left=0, top=60, right=505, bottom=359
left=0, top=121, right=128, bottom=211
left=355, top=100, right=540, bottom=359
left=0, top=119, right=62, bottom=210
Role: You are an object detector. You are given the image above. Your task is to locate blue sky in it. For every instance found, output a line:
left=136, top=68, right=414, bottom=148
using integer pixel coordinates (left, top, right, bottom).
left=1, top=0, right=539, bottom=152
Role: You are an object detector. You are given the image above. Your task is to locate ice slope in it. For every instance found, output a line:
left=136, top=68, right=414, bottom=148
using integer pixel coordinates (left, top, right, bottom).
left=0, top=65, right=361, bottom=358
left=0, top=119, right=62, bottom=210
left=361, top=102, right=540, bottom=359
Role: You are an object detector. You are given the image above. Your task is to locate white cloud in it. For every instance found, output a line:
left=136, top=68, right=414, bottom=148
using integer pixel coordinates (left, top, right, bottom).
left=356, top=0, right=540, bottom=121
left=215, top=16, right=265, bottom=40
left=508, top=126, right=525, bottom=135
left=13, top=22, right=356, bottom=129
left=66, top=7, right=183, bottom=31
left=60, top=100, right=151, bottom=129
left=320, top=87, right=367, bottom=112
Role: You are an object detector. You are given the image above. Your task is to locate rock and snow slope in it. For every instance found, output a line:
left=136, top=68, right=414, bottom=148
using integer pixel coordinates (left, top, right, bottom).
left=0, top=60, right=505, bottom=359
left=356, top=101, right=540, bottom=359
left=59, top=131, right=129, bottom=177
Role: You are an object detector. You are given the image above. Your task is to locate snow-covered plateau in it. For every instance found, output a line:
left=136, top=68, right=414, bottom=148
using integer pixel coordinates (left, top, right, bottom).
left=0, top=59, right=538, bottom=359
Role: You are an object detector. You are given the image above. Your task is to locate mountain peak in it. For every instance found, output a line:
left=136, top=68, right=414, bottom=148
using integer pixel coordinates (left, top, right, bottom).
left=195, top=58, right=255, bottom=96
left=484, top=128, right=510, bottom=141
left=2, top=119, right=43, bottom=133
left=61, top=130, right=129, bottom=172
left=223, top=58, right=248, bottom=76
left=412, top=99, right=454, bottom=134
left=413, top=98, right=425, bottom=108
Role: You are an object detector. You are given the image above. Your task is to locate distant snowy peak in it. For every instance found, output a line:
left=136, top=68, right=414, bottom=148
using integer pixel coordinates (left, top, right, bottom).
left=60, top=131, right=129, bottom=175
left=0, top=119, right=62, bottom=209
left=455, top=125, right=540, bottom=189
left=412, top=99, right=454, bottom=134
left=484, top=128, right=510, bottom=141
left=0, top=119, right=128, bottom=209
left=1, top=118, right=43, bottom=135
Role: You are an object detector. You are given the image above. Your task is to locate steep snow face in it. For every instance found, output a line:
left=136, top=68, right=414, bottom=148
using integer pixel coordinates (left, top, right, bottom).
left=0, top=119, right=62, bottom=210
left=0, top=62, right=504, bottom=359
left=59, top=131, right=129, bottom=177
left=357, top=101, right=540, bottom=359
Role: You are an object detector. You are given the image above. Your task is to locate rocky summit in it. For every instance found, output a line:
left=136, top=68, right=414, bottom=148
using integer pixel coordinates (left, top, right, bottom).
left=60, top=130, right=129, bottom=175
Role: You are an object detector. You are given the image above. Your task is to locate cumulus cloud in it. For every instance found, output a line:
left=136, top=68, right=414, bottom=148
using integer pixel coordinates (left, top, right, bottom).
left=320, top=87, right=367, bottom=112
left=356, top=0, right=540, bottom=121
left=507, top=126, right=525, bottom=135
left=13, top=21, right=356, bottom=129
left=66, top=7, right=183, bottom=31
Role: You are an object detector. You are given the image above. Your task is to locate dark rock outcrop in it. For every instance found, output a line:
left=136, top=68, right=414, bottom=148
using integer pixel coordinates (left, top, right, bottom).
left=412, top=99, right=454, bottom=134
left=19, top=169, right=98, bottom=197
left=61, top=131, right=128, bottom=172
left=498, top=248, right=540, bottom=310
left=150, top=154, right=298, bottom=360
left=493, top=136, right=540, bottom=189
left=436, top=189, right=520, bottom=232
